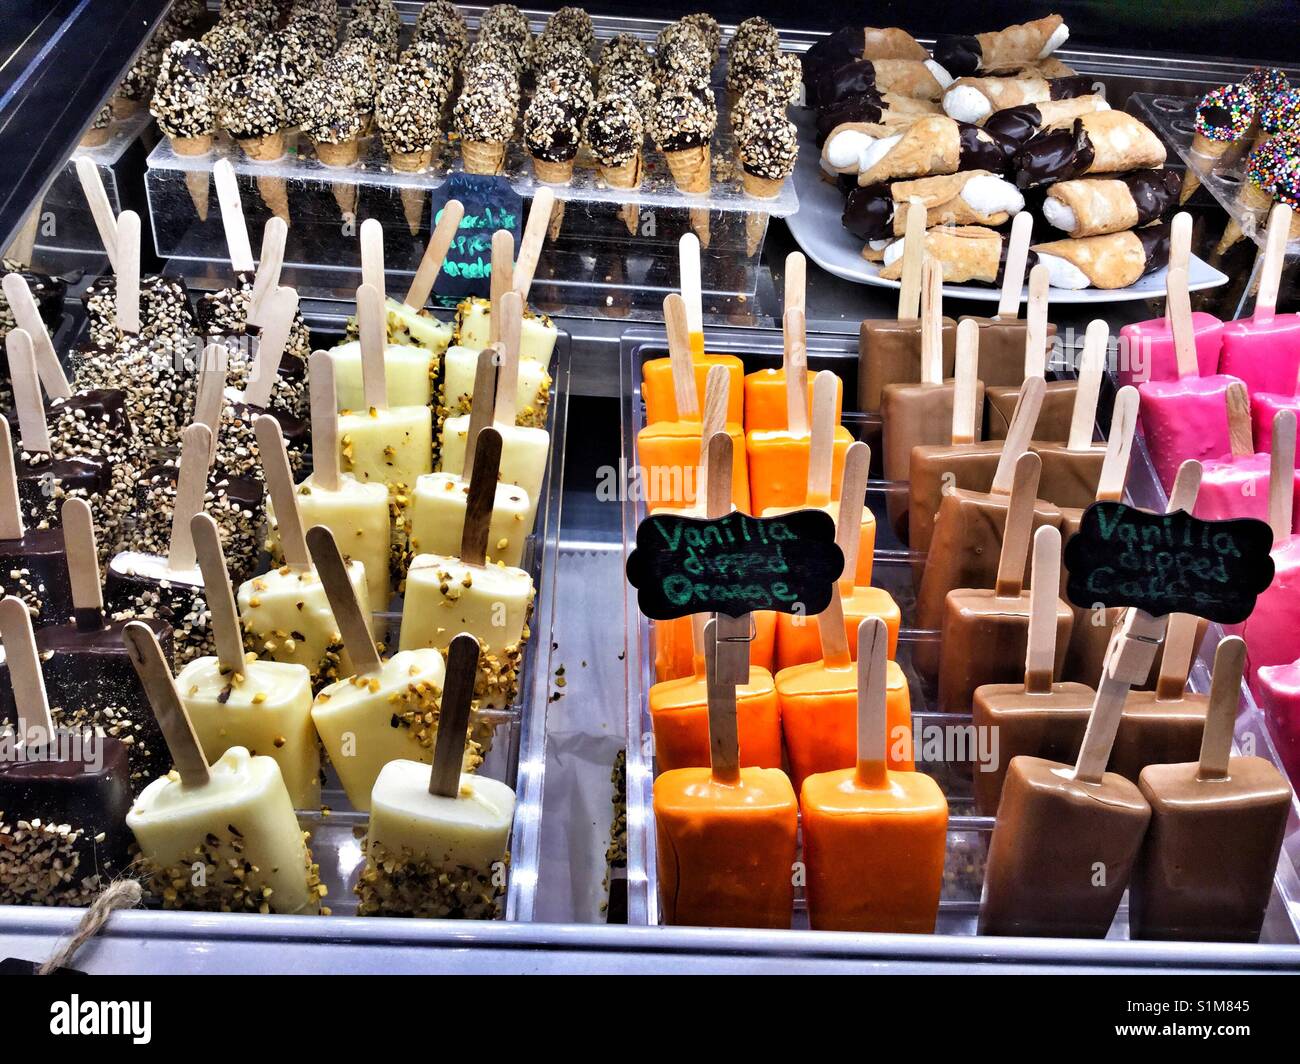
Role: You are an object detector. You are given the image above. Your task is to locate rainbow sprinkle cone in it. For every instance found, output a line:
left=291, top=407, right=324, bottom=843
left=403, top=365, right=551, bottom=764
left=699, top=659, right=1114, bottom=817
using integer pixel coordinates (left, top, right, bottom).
left=1183, top=83, right=1256, bottom=204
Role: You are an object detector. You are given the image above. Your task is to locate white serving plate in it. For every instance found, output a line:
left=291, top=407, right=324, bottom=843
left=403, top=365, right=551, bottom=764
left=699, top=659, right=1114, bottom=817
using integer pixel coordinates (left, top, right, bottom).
left=786, top=111, right=1229, bottom=303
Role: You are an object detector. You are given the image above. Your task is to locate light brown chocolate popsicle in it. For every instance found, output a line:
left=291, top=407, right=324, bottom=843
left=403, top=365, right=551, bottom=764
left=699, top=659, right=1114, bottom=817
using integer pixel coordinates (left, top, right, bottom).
left=971, top=520, right=1094, bottom=814
left=979, top=608, right=1162, bottom=938
left=1030, top=318, right=1109, bottom=510
left=937, top=459, right=1073, bottom=713
left=1130, top=636, right=1293, bottom=943
left=882, top=267, right=985, bottom=542
left=858, top=200, right=957, bottom=413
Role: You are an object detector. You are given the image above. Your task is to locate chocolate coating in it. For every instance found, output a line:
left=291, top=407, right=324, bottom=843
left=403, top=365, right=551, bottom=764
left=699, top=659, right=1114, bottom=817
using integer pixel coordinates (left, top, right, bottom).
left=983, top=103, right=1048, bottom=148
left=1013, top=118, right=1095, bottom=188
left=958, top=121, right=1018, bottom=173
left=842, top=184, right=893, bottom=241
left=1121, top=168, right=1184, bottom=225
left=933, top=35, right=982, bottom=78
left=815, top=91, right=884, bottom=146
left=0, top=528, right=73, bottom=628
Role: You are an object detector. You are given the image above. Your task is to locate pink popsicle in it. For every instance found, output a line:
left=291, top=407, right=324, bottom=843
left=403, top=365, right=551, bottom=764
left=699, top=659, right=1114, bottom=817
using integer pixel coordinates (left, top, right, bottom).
left=1218, top=204, right=1300, bottom=401
left=1194, top=391, right=1300, bottom=525
left=1255, top=662, right=1300, bottom=787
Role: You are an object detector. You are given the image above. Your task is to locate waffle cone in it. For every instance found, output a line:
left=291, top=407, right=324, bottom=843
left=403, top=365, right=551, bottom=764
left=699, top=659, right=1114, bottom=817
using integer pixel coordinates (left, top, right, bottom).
left=689, top=205, right=710, bottom=248
left=239, top=131, right=286, bottom=162
left=314, top=138, right=360, bottom=167
left=255, top=173, right=290, bottom=224
left=391, top=149, right=433, bottom=172
left=462, top=139, right=506, bottom=175
left=745, top=210, right=769, bottom=257
left=742, top=171, right=784, bottom=200
left=170, top=134, right=213, bottom=157
left=600, top=153, right=642, bottom=190
left=80, top=126, right=111, bottom=148
left=1181, top=131, right=1237, bottom=204
left=170, top=133, right=214, bottom=221
left=400, top=186, right=428, bottom=235
left=531, top=156, right=575, bottom=185
left=663, top=144, right=711, bottom=194
left=111, top=95, right=143, bottom=119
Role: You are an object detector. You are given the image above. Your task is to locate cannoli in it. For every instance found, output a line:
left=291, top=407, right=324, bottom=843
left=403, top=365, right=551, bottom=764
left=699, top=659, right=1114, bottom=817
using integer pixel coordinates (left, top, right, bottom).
left=1014, top=111, right=1167, bottom=188
left=851, top=115, right=1016, bottom=186
left=1043, top=169, right=1182, bottom=238
left=815, top=92, right=933, bottom=145
left=982, top=94, right=1109, bottom=148
left=1033, top=57, right=1078, bottom=80
left=943, top=74, right=1094, bottom=125
left=1031, top=220, right=1173, bottom=290
left=816, top=59, right=952, bottom=107
left=843, top=171, right=1024, bottom=242
left=934, top=15, right=1070, bottom=78
left=878, top=226, right=1004, bottom=284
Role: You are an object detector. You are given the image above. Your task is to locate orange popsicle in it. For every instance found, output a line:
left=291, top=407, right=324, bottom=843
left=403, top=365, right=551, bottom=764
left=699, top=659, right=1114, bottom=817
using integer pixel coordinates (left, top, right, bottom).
left=654, top=610, right=776, bottom=681
left=802, top=617, right=947, bottom=933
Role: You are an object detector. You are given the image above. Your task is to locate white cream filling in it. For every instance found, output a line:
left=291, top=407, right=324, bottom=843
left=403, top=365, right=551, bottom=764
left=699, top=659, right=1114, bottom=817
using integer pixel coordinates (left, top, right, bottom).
left=869, top=238, right=892, bottom=251
left=860, top=133, right=902, bottom=174
left=825, top=128, right=876, bottom=171
left=925, top=60, right=954, bottom=89
left=943, top=84, right=991, bottom=124
left=961, top=174, right=1024, bottom=216
left=1035, top=252, right=1091, bottom=290
left=882, top=239, right=906, bottom=268
left=1042, top=195, right=1078, bottom=233
left=1038, top=24, right=1070, bottom=58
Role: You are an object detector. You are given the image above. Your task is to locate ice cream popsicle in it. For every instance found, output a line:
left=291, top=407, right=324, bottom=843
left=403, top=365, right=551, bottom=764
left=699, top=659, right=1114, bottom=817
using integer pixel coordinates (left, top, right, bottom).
left=1219, top=204, right=1300, bottom=402
left=183, top=512, right=320, bottom=808
left=1255, top=660, right=1300, bottom=796
left=1194, top=395, right=1298, bottom=524
left=337, top=283, right=434, bottom=494
left=1029, top=319, right=1110, bottom=510
left=1130, top=636, right=1292, bottom=942
left=858, top=200, right=957, bottom=413
left=401, top=427, right=536, bottom=708
left=0, top=414, right=72, bottom=627
left=654, top=617, right=799, bottom=928
left=1117, top=213, right=1223, bottom=387
left=939, top=463, right=1074, bottom=714
left=801, top=616, right=947, bottom=933
left=979, top=608, right=1162, bottom=937
left=984, top=264, right=1075, bottom=442
left=883, top=259, right=986, bottom=541
left=123, top=621, right=323, bottom=914
left=441, top=339, right=551, bottom=433
left=385, top=200, right=464, bottom=354
left=307, top=525, right=462, bottom=813
left=1139, top=264, right=1244, bottom=493
left=0, top=595, right=133, bottom=905
left=291, top=351, right=394, bottom=617
left=356, top=633, right=516, bottom=919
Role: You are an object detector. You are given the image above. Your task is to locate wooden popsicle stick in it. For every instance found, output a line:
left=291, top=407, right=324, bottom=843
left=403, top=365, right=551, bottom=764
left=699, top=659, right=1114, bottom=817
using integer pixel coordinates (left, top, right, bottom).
left=835, top=441, right=870, bottom=594
left=785, top=250, right=806, bottom=319
left=1168, top=459, right=1202, bottom=514
left=1225, top=381, right=1254, bottom=459
left=854, top=616, right=891, bottom=787
left=784, top=308, right=809, bottom=436
left=305, top=524, right=382, bottom=676
left=817, top=584, right=852, bottom=668
left=1197, top=635, right=1247, bottom=781
left=1067, top=319, right=1108, bottom=451
left=192, top=345, right=227, bottom=463
left=460, top=426, right=502, bottom=567
left=190, top=513, right=245, bottom=676
left=356, top=282, right=388, bottom=410
left=705, top=430, right=732, bottom=520
left=1167, top=211, right=1192, bottom=287
left=0, top=416, right=25, bottom=539
left=1254, top=202, right=1293, bottom=326
left=61, top=498, right=103, bottom=616
left=1167, top=265, right=1199, bottom=381
left=919, top=257, right=944, bottom=386
left=360, top=218, right=386, bottom=305
left=952, top=319, right=979, bottom=445
left=1022, top=263, right=1049, bottom=379
left=1024, top=525, right=1062, bottom=694
left=5, top=203, right=39, bottom=268
left=990, top=376, right=1046, bottom=494
left=309, top=350, right=341, bottom=491
left=166, top=423, right=213, bottom=573
left=6, top=329, right=51, bottom=454
left=1269, top=408, right=1297, bottom=546
left=702, top=617, right=740, bottom=784
left=679, top=233, right=704, bottom=354
left=123, top=620, right=210, bottom=786
left=0, top=595, right=55, bottom=744
left=1154, top=612, right=1201, bottom=701
left=1, top=274, right=70, bottom=399
left=696, top=364, right=729, bottom=505
left=805, top=370, right=839, bottom=504
left=706, top=431, right=749, bottom=685
left=243, top=286, right=299, bottom=409
left=461, top=346, right=500, bottom=481
left=994, top=451, right=1041, bottom=598
left=488, top=230, right=514, bottom=344
left=246, top=217, right=287, bottom=328
left=896, top=199, right=926, bottom=321
left=74, top=156, right=118, bottom=270
left=663, top=293, right=699, bottom=420
left=513, top=186, right=554, bottom=301
left=254, top=415, right=310, bottom=570
left=493, top=291, right=523, bottom=425
left=429, top=632, right=481, bottom=797
left=1096, top=386, right=1138, bottom=502
left=115, top=210, right=141, bottom=335
left=214, top=159, right=255, bottom=274
left=404, top=199, right=464, bottom=309
left=996, top=211, right=1034, bottom=320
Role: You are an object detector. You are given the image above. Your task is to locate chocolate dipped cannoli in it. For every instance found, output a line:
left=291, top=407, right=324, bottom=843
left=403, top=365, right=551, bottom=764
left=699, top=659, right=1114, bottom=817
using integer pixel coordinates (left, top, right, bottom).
left=1014, top=111, right=1167, bottom=188
left=815, top=91, right=938, bottom=144
left=878, top=226, right=1004, bottom=284
left=853, top=115, right=1016, bottom=186
left=944, top=74, right=1095, bottom=125
left=1031, top=220, right=1172, bottom=290
left=843, top=170, right=1025, bottom=243
left=1043, top=169, right=1182, bottom=238
left=815, top=58, right=952, bottom=107
left=934, top=15, right=1070, bottom=78
left=982, top=95, right=1109, bottom=148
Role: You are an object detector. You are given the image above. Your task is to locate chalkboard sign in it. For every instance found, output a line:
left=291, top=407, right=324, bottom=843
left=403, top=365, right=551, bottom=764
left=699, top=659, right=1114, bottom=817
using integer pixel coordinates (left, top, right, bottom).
left=626, top=509, right=844, bottom=620
left=1064, top=502, right=1275, bottom=625
left=428, top=174, right=522, bottom=299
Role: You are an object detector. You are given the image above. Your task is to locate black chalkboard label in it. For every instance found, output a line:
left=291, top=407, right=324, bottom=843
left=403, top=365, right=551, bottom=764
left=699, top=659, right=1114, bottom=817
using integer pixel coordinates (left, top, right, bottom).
left=1063, top=502, right=1276, bottom=625
left=626, top=510, right=845, bottom=620
left=428, top=174, right=523, bottom=299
